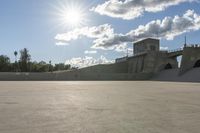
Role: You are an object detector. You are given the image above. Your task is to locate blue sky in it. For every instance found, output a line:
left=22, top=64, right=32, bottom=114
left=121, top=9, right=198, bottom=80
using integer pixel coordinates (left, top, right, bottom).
left=0, top=0, right=200, bottom=67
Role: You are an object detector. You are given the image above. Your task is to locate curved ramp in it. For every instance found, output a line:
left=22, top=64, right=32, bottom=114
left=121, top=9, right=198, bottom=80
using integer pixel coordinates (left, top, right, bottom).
left=152, top=68, right=200, bottom=82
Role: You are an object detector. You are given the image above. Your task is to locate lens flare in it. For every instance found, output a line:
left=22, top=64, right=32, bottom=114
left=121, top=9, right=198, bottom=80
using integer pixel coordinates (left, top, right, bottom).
left=53, top=1, right=88, bottom=29
left=62, top=8, right=83, bottom=27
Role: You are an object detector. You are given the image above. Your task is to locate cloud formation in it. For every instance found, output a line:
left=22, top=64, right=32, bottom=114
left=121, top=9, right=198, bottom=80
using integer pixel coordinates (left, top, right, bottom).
left=55, top=42, right=69, bottom=46
left=84, top=50, right=97, bottom=54
left=114, top=43, right=133, bottom=55
left=91, top=0, right=195, bottom=20
left=55, top=10, right=200, bottom=50
left=160, top=47, right=169, bottom=51
left=55, top=24, right=113, bottom=42
left=92, top=10, right=200, bottom=49
left=65, top=56, right=114, bottom=68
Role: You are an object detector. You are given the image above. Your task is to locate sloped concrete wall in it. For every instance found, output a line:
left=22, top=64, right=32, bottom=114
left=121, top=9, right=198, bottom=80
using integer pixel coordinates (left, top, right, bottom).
left=152, top=68, right=200, bottom=82
left=128, top=55, right=146, bottom=73
left=127, top=53, right=157, bottom=74
left=180, top=47, right=200, bottom=75
left=80, top=61, right=128, bottom=73
left=143, top=52, right=157, bottom=73
left=127, top=52, right=178, bottom=74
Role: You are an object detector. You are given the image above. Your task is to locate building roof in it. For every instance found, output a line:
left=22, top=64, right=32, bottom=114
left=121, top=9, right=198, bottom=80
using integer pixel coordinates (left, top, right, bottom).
left=134, top=38, right=159, bottom=44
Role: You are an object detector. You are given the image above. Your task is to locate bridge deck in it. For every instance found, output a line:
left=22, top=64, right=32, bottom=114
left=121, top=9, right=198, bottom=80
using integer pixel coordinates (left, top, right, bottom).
left=167, top=49, right=183, bottom=57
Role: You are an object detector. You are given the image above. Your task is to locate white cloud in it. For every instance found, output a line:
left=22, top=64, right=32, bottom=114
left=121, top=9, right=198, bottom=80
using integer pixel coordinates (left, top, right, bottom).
left=91, top=0, right=196, bottom=20
left=84, top=50, right=97, bottom=54
left=114, top=43, right=128, bottom=52
left=55, top=42, right=69, bottom=46
left=114, top=43, right=133, bottom=55
left=92, top=10, right=200, bottom=49
left=160, top=47, right=169, bottom=51
left=65, top=56, right=114, bottom=68
left=55, top=24, right=114, bottom=43
left=55, top=10, right=200, bottom=50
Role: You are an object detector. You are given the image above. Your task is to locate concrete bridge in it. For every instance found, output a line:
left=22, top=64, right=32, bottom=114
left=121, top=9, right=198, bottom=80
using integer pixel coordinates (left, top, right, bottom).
left=179, top=46, right=200, bottom=75
left=167, top=48, right=183, bottom=58
left=166, top=46, right=200, bottom=75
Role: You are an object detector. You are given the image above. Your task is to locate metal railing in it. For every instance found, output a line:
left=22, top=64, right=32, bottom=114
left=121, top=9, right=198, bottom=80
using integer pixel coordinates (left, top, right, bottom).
left=168, top=48, right=183, bottom=53
left=186, top=44, right=200, bottom=48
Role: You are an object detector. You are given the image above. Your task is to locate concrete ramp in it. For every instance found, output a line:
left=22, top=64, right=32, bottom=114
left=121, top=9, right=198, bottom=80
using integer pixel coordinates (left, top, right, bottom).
left=152, top=69, right=179, bottom=81
left=152, top=68, right=200, bottom=82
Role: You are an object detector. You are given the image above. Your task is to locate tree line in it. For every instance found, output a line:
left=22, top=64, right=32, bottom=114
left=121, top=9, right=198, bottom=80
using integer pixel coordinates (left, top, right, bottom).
left=0, top=48, right=73, bottom=72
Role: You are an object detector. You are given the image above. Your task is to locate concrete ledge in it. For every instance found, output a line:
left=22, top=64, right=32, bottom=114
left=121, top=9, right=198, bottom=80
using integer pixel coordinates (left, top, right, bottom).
left=0, top=72, right=153, bottom=81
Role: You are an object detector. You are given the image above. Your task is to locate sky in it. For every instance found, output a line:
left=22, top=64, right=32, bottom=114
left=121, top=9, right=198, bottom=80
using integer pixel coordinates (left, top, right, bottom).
left=0, top=0, right=200, bottom=67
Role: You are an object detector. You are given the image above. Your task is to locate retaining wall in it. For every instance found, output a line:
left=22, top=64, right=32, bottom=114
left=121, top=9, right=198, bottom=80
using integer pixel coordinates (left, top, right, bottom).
left=0, top=71, right=153, bottom=81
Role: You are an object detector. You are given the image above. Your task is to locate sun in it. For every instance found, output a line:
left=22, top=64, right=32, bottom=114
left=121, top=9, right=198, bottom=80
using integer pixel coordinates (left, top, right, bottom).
left=54, top=1, right=88, bottom=29
left=63, top=8, right=83, bottom=27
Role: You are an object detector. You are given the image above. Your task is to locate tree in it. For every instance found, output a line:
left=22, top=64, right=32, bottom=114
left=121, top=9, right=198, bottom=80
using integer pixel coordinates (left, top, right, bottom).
left=0, top=55, right=11, bottom=72
left=49, top=60, right=53, bottom=72
left=14, top=51, right=18, bottom=62
left=19, top=48, right=31, bottom=72
left=53, top=63, right=71, bottom=71
left=14, top=51, right=18, bottom=72
left=37, top=61, right=49, bottom=72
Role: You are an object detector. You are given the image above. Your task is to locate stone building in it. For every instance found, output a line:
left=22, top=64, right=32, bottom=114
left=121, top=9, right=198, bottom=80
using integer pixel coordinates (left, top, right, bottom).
left=75, top=38, right=200, bottom=80
left=133, top=38, right=160, bottom=55
left=116, top=38, right=179, bottom=74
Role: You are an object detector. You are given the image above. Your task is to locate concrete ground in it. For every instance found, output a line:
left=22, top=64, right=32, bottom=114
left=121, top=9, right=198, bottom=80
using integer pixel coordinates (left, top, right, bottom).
left=0, top=81, right=200, bottom=133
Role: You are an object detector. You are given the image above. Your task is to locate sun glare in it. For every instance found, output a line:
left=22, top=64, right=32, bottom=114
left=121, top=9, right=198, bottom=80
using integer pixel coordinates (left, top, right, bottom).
left=54, top=1, right=88, bottom=29
left=63, top=9, right=82, bottom=27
